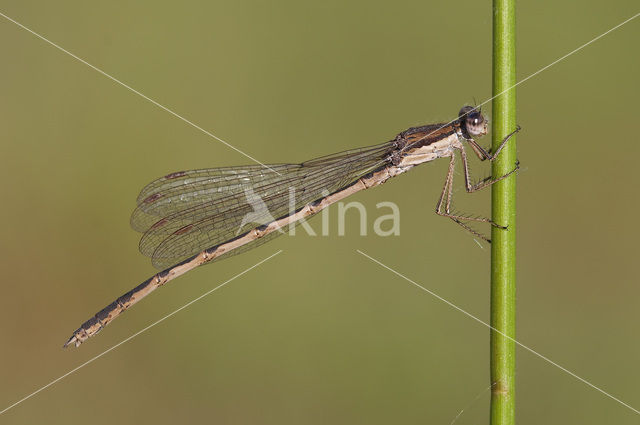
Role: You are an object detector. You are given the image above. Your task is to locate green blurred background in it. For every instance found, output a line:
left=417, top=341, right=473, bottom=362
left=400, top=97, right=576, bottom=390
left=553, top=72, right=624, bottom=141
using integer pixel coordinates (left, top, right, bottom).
left=1, top=1, right=638, bottom=424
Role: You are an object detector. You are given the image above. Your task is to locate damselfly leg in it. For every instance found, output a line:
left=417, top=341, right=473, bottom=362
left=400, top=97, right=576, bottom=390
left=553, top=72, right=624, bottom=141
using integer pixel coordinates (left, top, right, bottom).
left=467, top=125, right=521, bottom=162
left=435, top=126, right=521, bottom=242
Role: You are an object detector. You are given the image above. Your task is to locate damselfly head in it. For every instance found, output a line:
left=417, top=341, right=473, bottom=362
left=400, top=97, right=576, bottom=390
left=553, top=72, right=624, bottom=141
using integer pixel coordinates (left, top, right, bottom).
left=459, top=105, right=487, bottom=138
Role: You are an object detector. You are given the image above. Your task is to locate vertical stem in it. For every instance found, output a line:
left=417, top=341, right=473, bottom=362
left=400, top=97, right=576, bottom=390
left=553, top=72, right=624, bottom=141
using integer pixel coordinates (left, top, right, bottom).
left=491, top=0, right=517, bottom=424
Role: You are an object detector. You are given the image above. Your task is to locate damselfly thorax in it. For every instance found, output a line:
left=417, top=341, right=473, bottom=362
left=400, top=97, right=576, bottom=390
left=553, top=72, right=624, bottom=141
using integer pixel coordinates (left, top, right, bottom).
left=64, top=105, right=519, bottom=347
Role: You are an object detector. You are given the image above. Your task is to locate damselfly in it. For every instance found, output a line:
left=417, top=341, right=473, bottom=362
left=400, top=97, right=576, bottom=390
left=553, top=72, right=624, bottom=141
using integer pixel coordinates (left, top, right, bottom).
left=64, top=106, right=519, bottom=347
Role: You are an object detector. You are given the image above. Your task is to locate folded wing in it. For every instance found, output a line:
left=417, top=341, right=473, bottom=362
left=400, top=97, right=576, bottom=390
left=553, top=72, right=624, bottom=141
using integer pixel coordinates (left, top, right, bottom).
left=130, top=142, right=394, bottom=269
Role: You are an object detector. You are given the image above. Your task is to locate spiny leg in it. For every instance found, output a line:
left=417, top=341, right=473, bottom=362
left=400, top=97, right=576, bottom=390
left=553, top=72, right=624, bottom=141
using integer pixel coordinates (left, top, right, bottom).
left=462, top=125, right=521, bottom=192
left=447, top=147, right=507, bottom=229
left=459, top=143, right=520, bottom=194
left=434, top=126, right=521, bottom=242
left=435, top=153, right=456, bottom=218
left=468, top=125, right=521, bottom=161
left=485, top=124, right=521, bottom=160
left=434, top=153, right=494, bottom=243
left=467, top=160, right=519, bottom=193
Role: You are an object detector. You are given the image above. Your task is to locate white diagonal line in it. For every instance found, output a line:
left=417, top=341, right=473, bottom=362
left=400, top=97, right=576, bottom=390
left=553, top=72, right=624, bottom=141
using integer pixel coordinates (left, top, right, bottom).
left=356, top=249, right=640, bottom=415
left=474, top=11, right=640, bottom=113
left=450, top=383, right=494, bottom=425
left=367, top=12, right=640, bottom=172
left=0, top=11, right=282, bottom=176
left=0, top=250, right=282, bottom=416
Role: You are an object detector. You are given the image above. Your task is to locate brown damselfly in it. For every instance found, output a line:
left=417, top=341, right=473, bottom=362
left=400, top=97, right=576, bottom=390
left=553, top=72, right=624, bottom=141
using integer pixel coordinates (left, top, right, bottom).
left=64, top=106, right=519, bottom=347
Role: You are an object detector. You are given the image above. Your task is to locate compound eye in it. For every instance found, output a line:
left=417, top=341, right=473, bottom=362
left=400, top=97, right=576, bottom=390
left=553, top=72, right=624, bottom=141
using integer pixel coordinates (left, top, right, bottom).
left=467, top=113, right=482, bottom=126
left=465, top=112, right=486, bottom=137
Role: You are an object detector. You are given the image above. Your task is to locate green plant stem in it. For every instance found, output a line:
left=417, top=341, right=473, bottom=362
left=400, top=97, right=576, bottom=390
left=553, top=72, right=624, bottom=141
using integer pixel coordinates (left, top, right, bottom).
left=491, top=0, right=517, bottom=424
